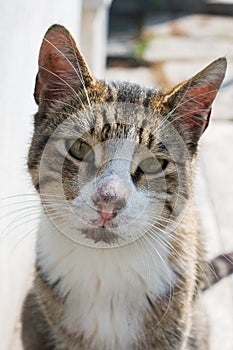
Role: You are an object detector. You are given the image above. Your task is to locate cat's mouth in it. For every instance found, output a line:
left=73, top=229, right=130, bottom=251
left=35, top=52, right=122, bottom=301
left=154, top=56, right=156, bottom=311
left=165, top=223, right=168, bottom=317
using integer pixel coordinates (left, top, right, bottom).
left=82, top=228, right=119, bottom=244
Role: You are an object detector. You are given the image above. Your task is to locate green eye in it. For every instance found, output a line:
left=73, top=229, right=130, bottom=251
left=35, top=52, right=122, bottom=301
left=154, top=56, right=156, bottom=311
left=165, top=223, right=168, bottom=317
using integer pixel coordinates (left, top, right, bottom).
left=69, top=140, right=94, bottom=161
left=139, top=157, right=166, bottom=174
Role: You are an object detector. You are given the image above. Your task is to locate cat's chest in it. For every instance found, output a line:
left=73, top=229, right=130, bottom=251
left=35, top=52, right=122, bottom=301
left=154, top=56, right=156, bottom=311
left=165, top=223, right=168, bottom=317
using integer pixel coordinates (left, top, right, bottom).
left=37, top=214, right=175, bottom=349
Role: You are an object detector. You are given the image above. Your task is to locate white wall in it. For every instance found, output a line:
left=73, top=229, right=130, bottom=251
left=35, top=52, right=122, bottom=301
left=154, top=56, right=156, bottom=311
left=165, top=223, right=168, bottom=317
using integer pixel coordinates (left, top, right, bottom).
left=81, top=0, right=112, bottom=78
left=0, top=1, right=82, bottom=349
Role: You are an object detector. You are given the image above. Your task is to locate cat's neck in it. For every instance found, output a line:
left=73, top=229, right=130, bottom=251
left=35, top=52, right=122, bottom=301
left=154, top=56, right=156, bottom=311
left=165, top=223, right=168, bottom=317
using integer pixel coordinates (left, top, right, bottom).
left=37, top=211, right=175, bottom=292
left=36, top=211, right=176, bottom=348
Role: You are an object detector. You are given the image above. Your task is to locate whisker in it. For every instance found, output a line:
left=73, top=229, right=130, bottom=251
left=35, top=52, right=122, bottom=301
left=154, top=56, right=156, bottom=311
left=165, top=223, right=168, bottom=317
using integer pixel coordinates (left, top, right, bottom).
left=43, top=37, right=93, bottom=117
left=1, top=211, right=40, bottom=240
left=10, top=226, right=37, bottom=255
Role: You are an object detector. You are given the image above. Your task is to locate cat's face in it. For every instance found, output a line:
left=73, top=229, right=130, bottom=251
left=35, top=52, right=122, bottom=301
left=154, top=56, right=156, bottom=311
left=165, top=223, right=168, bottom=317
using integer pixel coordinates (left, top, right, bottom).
left=34, top=102, right=190, bottom=248
left=29, top=25, right=226, bottom=248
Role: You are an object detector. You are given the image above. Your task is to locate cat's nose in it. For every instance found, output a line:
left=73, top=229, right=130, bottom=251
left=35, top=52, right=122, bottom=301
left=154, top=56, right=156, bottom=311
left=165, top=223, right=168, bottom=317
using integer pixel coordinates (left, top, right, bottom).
left=93, top=179, right=127, bottom=205
left=92, top=181, right=126, bottom=222
left=93, top=199, right=126, bottom=227
left=97, top=185, right=118, bottom=203
left=92, top=192, right=126, bottom=212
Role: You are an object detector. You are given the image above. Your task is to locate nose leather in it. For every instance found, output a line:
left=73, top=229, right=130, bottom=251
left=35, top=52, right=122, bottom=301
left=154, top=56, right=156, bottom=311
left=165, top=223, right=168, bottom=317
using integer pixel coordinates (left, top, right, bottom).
left=92, top=177, right=127, bottom=225
left=98, top=184, right=118, bottom=203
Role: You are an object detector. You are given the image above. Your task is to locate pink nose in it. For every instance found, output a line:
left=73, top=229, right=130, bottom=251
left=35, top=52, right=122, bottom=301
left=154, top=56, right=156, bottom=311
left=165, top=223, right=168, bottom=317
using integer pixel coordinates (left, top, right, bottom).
left=97, top=205, right=117, bottom=227
left=99, top=210, right=115, bottom=221
left=92, top=180, right=126, bottom=228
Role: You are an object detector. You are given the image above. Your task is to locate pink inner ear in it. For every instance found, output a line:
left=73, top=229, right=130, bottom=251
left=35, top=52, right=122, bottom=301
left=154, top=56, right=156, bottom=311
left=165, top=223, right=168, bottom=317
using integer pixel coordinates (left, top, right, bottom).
left=34, top=38, right=78, bottom=104
left=166, top=57, right=227, bottom=136
left=185, top=87, right=210, bottom=114
left=34, top=25, right=94, bottom=105
left=175, top=83, right=218, bottom=132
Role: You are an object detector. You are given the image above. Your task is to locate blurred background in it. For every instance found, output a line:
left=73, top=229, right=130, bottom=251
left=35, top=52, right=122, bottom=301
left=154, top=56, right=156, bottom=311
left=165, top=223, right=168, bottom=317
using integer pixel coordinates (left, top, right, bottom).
left=0, top=0, right=232, bottom=349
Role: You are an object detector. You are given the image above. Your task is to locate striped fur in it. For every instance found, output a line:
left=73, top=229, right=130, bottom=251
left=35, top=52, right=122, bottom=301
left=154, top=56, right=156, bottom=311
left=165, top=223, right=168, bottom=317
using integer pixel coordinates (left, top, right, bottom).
left=21, top=25, right=230, bottom=350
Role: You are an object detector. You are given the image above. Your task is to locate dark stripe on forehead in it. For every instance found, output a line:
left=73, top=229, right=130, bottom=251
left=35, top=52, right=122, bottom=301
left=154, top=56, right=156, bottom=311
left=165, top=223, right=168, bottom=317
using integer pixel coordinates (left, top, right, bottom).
left=147, top=133, right=155, bottom=149
left=117, top=89, right=126, bottom=103
left=106, top=85, right=116, bottom=103
left=114, top=105, right=118, bottom=123
left=137, top=119, right=156, bottom=148
left=143, top=89, right=154, bottom=108
left=138, top=127, right=144, bottom=144
left=101, top=123, right=112, bottom=140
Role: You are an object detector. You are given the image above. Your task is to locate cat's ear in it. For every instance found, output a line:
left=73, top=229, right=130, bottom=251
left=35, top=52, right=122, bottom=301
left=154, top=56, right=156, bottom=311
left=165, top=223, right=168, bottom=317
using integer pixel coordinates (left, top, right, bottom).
left=163, top=58, right=227, bottom=144
left=34, top=24, right=95, bottom=105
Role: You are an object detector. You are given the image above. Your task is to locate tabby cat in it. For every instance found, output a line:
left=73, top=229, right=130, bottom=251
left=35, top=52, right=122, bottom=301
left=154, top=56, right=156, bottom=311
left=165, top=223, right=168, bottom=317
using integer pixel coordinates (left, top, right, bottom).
left=21, top=24, right=232, bottom=350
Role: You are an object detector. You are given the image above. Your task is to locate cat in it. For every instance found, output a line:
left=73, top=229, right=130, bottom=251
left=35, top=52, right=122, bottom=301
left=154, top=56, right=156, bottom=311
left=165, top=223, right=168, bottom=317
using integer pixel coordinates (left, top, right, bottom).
left=21, top=24, right=233, bottom=350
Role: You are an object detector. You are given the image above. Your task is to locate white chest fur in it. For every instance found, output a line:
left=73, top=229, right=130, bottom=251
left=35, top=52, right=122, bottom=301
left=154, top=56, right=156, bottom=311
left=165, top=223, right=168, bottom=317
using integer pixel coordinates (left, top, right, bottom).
left=37, top=213, right=175, bottom=349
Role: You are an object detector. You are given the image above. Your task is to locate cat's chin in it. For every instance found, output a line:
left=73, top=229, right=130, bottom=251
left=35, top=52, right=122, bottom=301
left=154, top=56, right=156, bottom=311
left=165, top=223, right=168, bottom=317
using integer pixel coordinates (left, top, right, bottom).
left=82, top=227, right=120, bottom=245
left=72, top=227, right=145, bottom=249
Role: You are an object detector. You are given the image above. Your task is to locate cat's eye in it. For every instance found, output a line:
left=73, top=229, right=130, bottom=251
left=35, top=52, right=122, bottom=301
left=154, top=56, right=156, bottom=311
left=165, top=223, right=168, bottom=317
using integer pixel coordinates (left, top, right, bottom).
left=69, top=140, right=94, bottom=161
left=139, top=157, right=167, bottom=174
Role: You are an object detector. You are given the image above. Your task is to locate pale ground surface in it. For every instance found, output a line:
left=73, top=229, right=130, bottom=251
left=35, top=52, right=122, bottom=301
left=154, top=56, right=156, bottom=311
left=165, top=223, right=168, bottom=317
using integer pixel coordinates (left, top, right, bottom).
left=11, top=13, right=233, bottom=350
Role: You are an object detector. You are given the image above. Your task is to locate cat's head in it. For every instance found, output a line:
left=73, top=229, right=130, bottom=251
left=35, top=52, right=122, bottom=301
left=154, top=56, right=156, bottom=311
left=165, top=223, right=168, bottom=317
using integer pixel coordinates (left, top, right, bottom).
left=29, top=25, right=226, bottom=248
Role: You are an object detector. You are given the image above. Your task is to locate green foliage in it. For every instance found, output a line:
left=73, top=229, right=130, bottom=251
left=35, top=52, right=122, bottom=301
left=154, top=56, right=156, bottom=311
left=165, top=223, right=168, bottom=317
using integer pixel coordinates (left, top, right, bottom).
left=134, top=33, right=153, bottom=61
